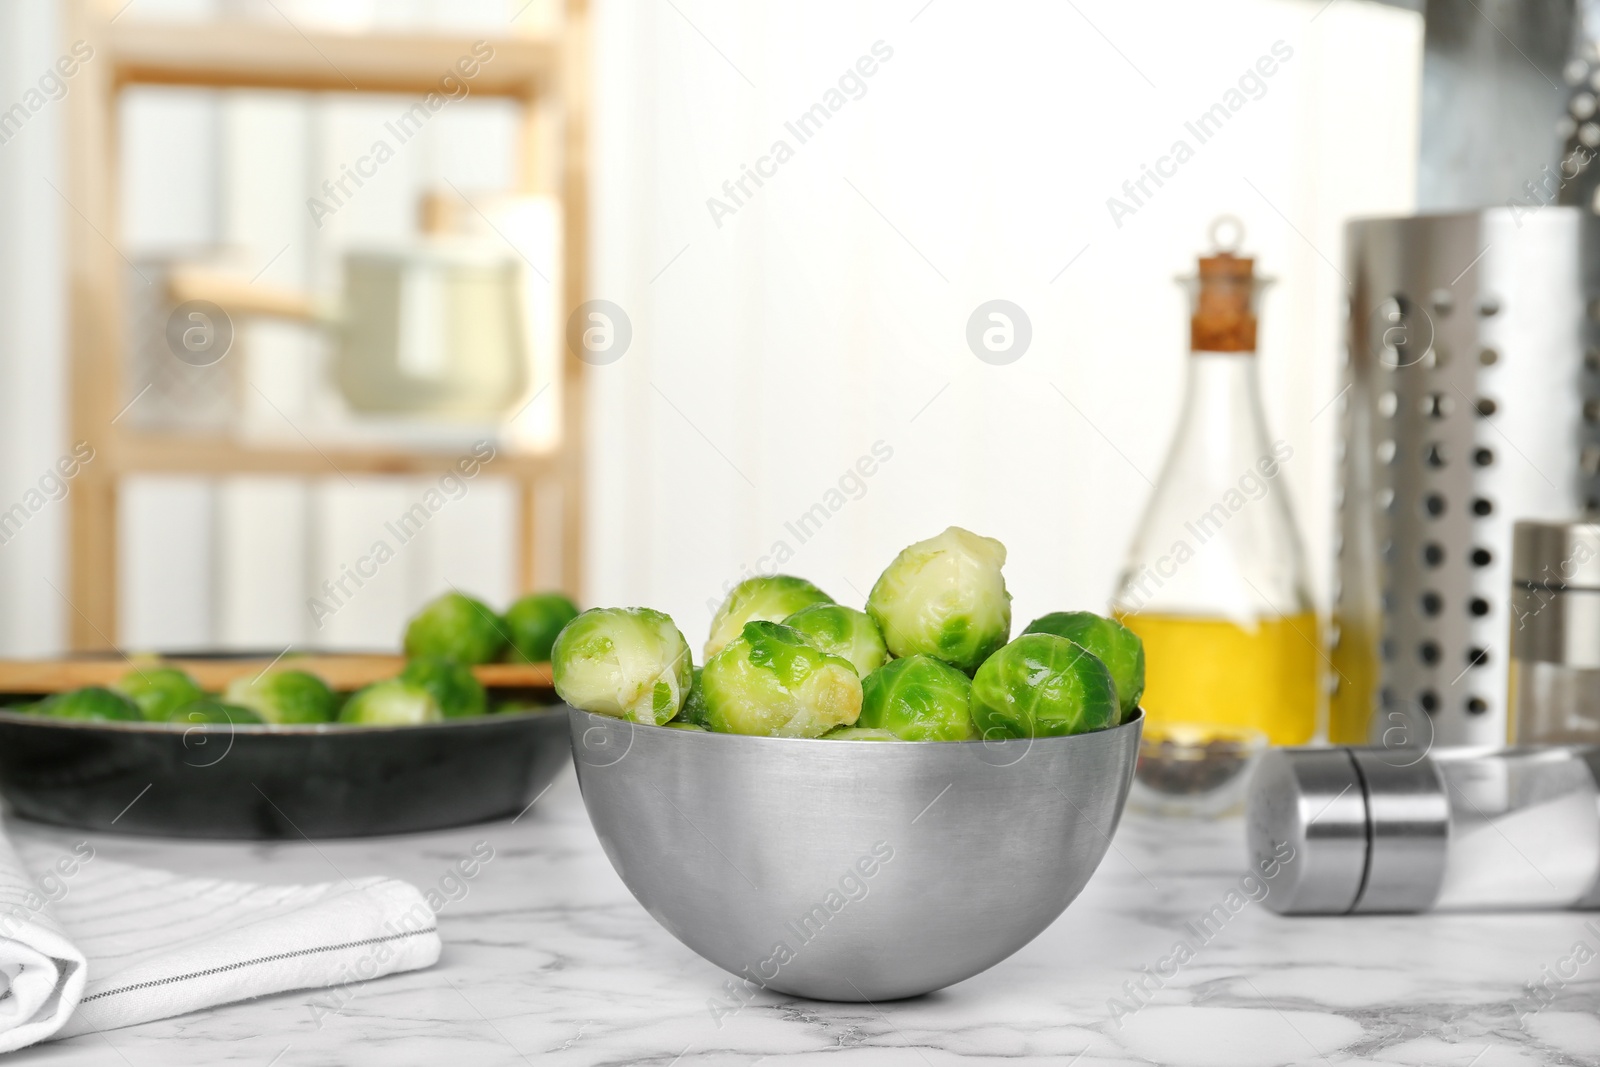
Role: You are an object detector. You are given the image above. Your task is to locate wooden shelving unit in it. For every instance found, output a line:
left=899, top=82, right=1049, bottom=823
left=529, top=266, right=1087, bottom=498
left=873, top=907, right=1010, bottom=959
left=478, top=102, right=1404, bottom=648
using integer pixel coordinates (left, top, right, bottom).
left=62, top=2, right=589, bottom=651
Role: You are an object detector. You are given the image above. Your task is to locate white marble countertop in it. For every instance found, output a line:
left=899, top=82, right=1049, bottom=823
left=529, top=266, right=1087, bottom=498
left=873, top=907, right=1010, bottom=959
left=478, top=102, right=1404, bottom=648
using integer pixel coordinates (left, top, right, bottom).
left=7, top=767, right=1600, bottom=1066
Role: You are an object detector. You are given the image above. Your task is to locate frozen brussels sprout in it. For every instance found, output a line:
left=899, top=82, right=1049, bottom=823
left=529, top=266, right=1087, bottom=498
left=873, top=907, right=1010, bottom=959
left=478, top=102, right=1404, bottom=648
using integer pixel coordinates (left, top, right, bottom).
left=704, top=575, right=834, bottom=660
left=552, top=607, right=693, bottom=726
left=33, top=686, right=141, bottom=722
left=170, top=699, right=264, bottom=725
left=822, top=726, right=901, bottom=741
left=338, top=680, right=443, bottom=725
left=866, top=527, right=1012, bottom=674
left=1023, top=611, right=1145, bottom=720
left=858, top=655, right=976, bottom=741
left=224, top=669, right=337, bottom=724
left=701, top=621, right=862, bottom=737
left=399, top=656, right=487, bottom=718
left=503, top=592, right=581, bottom=663
left=403, top=592, right=506, bottom=665
left=970, top=634, right=1118, bottom=739
left=115, top=667, right=204, bottom=722
left=782, top=603, right=888, bottom=677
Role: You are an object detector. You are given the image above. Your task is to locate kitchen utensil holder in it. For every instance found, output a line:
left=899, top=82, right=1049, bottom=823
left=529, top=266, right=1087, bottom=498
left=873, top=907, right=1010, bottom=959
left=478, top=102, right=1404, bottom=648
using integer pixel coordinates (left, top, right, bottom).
left=1335, top=207, right=1600, bottom=747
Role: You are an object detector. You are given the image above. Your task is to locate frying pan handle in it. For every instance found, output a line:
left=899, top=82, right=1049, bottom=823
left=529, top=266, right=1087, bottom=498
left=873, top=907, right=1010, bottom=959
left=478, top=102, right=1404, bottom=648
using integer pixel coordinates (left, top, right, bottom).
left=167, top=266, right=323, bottom=324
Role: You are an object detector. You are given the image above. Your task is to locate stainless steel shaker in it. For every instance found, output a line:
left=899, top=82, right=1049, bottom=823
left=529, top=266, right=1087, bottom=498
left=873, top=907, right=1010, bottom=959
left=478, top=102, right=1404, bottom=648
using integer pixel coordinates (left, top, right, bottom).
left=1247, top=745, right=1600, bottom=913
left=1510, top=519, right=1600, bottom=743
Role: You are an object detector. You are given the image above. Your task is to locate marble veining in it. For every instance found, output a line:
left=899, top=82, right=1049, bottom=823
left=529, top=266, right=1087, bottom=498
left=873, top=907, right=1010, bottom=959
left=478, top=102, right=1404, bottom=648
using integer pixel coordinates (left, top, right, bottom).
left=4, top=770, right=1599, bottom=1066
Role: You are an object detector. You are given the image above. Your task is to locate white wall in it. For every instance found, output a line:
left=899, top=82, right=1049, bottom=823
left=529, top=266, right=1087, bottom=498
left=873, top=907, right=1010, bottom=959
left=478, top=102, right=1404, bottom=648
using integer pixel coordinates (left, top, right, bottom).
left=0, top=0, right=69, bottom=656
left=587, top=0, right=1422, bottom=653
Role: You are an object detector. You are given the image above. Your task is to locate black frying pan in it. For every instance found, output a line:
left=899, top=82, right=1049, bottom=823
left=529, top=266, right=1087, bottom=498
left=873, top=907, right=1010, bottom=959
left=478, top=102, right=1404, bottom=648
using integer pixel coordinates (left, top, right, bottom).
left=0, top=707, right=571, bottom=839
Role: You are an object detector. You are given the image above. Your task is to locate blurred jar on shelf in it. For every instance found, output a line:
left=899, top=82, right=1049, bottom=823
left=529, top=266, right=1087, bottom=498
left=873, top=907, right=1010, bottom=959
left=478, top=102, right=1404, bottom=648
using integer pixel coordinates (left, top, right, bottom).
left=1111, top=219, right=1319, bottom=746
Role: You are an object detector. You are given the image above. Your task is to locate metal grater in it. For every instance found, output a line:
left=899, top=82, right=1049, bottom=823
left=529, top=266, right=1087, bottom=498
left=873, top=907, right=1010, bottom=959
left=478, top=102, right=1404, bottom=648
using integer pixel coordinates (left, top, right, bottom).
left=1334, top=207, right=1599, bottom=748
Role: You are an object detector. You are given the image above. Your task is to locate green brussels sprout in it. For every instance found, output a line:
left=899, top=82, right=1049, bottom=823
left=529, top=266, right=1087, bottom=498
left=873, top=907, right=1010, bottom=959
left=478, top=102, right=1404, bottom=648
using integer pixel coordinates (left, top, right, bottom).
left=403, top=592, right=506, bottom=665
left=782, top=603, right=888, bottom=677
left=675, top=667, right=711, bottom=727
left=398, top=656, right=487, bottom=718
left=503, top=592, right=581, bottom=663
left=338, top=680, right=443, bottom=725
left=170, top=699, right=264, bottom=725
left=970, top=634, right=1118, bottom=738
left=34, top=686, right=141, bottom=722
left=223, top=669, right=337, bottom=724
left=701, top=621, right=862, bottom=738
left=1023, top=611, right=1145, bottom=720
left=858, top=655, right=976, bottom=741
left=662, top=721, right=707, bottom=732
left=115, top=667, right=204, bottom=721
left=822, top=726, right=901, bottom=741
left=866, top=526, right=1012, bottom=674
left=705, top=575, right=833, bottom=660
left=552, top=607, right=693, bottom=725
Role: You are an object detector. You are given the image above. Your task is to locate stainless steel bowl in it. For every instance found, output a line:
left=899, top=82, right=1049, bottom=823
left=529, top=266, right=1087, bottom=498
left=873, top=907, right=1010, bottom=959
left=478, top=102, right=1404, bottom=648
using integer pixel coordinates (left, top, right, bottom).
left=568, top=708, right=1142, bottom=1001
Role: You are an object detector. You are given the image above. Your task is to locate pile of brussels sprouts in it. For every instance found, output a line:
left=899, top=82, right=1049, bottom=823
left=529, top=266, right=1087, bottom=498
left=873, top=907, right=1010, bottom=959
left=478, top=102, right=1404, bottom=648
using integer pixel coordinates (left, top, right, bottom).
left=552, top=526, right=1145, bottom=740
left=13, top=591, right=581, bottom=727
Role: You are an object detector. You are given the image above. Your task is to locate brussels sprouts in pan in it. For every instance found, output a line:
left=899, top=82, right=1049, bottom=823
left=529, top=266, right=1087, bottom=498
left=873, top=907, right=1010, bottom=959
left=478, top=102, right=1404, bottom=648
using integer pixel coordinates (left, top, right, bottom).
left=503, top=592, right=581, bottom=664
left=403, top=591, right=507, bottom=665
left=32, top=686, right=141, bottom=722
left=116, top=667, right=204, bottom=722
left=552, top=607, right=693, bottom=726
left=782, top=603, right=888, bottom=677
left=170, top=699, right=264, bottom=725
left=700, top=621, right=861, bottom=737
left=1022, top=611, right=1144, bottom=721
left=970, top=634, right=1118, bottom=739
left=858, top=655, right=976, bottom=741
left=866, top=526, right=1011, bottom=674
left=399, top=657, right=487, bottom=718
left=339, top=680, right=444, bottom=725
left=705, top=576, right=833, bottom=660
left=224, top=669, right=338, bottom=724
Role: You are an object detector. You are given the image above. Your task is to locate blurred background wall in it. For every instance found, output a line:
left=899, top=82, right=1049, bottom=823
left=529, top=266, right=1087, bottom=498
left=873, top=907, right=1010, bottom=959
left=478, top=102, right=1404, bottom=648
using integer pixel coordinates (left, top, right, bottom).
left=0, top=0, right=1420, bottom=656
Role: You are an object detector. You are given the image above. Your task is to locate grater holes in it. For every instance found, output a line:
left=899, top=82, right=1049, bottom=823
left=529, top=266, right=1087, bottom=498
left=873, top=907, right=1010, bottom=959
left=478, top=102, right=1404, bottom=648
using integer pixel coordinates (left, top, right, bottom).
left=1479, top=297, right=1501, bottom=317
left=1475, top=397, right=1498, bottom=418
left=1424, top=442, right=1447, bottom=468
left=1472, top=546, right=1493, bottom=566
left=1420, top=591, right=1442, bottom=615
left=1429, top=288, right=1453, bottom=315
left=1474, top=447, right=1494, bottom=467
left=1423, top=543, right=1445, bottom=566
left=1466, top=696, right=1488, bottom=715
left=1586, top=398, right=1600, bottom=423
left=1381, top=637, right=1397, bottom=661
left=1423, top=393, right=1453, bottom=419
left=1480, top=347, right=1499, bottom=367
left=1379, top=391, right=1399, bottom=417
left=1419, top=641, right=1441, bottom=665
left=1377, top=439, right=1397, bottom=464
left=1473, top=497, right=1494, bottom=517
left=1425, top=493, right=1447, bottom=518
left=1466, top=646, right=1490, bottom=668
left=1378, top=487, right=1396, bottom=512
left=1469, top=596, right=1490, bottom=616
left=1420, top=690, right=1440, bottom=713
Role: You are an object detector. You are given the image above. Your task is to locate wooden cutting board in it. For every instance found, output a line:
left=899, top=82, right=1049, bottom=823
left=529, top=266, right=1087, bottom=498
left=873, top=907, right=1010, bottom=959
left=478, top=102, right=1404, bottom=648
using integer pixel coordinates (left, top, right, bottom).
left=0, top=656, right=553, bottom=693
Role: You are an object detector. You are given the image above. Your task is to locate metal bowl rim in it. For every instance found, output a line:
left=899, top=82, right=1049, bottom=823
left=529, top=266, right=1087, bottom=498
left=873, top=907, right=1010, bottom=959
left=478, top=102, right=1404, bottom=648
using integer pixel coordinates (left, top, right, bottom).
left=570, top=705, right=1143, bottom=746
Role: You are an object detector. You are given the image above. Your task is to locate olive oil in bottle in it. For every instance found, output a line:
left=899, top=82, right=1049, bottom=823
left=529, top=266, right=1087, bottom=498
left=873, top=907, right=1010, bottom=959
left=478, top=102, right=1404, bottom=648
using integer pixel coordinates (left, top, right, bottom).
left=1111, top=221, right=1319, bottom=745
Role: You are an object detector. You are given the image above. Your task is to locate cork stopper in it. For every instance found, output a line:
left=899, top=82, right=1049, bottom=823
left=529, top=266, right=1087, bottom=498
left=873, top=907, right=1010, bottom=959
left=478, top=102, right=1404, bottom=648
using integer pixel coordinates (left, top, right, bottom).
left=1190, top=217, right=1258, bottom=353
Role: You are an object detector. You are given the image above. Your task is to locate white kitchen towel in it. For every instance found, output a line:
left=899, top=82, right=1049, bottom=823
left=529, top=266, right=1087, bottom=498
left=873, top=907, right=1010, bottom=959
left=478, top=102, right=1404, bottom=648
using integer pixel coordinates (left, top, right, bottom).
left=0, top=832, right=440, bottom=1051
